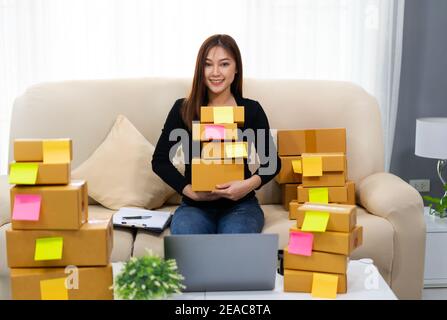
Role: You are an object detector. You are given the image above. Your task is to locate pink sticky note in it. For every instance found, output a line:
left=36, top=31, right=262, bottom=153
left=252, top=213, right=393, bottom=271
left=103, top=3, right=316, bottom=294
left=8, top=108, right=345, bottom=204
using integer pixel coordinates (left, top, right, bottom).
left=289, top=231, right=313, bottom=256
left=12, top=194, right=42, bottom=221
left=204, top=125, right=225, bottom=140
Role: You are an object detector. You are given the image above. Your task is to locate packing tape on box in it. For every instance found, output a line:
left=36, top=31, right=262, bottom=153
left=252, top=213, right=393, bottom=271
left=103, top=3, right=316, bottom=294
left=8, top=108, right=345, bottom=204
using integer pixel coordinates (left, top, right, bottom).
left=305, top=130, right=317, bottom=153
left=301, top=204, right=348, bottom=213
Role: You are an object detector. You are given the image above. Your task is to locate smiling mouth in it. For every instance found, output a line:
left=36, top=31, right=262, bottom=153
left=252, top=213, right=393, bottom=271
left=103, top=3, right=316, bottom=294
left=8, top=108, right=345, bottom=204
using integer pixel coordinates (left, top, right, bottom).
left=209, top=79, right=224, bottom=85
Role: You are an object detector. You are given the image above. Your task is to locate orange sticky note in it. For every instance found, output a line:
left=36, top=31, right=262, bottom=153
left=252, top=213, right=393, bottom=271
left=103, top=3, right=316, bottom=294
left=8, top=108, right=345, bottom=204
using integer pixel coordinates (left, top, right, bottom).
left=302, top=156, right=323, bottom=177
left=291, top=160, right=302, bottom=174
left=40, top=278, right=68, bottom=300
left=213, top=107, right=234, bottom=124
left=43, top=140, right=71, bottom=164
left=311, top=273, right=338, bottom=299
left=308, top=188, right=329, bottom=204
left=301, top=211, right=329, bottom=232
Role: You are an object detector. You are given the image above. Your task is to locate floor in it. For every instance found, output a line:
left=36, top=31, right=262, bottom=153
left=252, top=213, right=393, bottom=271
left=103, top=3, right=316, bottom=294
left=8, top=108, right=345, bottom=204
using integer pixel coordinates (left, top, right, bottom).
left=422, top=288, right=447, bottom=300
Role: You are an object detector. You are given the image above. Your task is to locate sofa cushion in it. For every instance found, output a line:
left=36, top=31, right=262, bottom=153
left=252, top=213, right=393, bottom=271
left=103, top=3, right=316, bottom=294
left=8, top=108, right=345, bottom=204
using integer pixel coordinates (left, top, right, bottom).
left=72, top=115, right=176, bottom=210
left=133, top=205, right=178, bottom=258
left=351, top=207, right=394, bottom=284
left=88, top=205, right=135, bottom=262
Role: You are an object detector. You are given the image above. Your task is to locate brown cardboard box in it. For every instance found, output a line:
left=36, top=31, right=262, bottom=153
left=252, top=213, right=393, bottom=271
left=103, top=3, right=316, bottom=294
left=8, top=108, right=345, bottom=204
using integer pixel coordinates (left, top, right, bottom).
left=9, top=162, right=71, bottom=185
left=290, top=226, right=363, bottom=255
left=297, top=181, right=356, bottom=205
left=10, top=180, right=88, bottom=230
left=284, top=246, right=348, bottom=274
left=284, top=269, right=347, bottom=293
left=282, top=184, right=300, bottom=210
left=192, top=123, right=238, bottom=141
left=14, top=139, right=73, bottom=162
left=200, top=106, right=244, bottom=125
left=191, top=158, right=244, bottom=191
left=6, top=218, right=113, bottom=268
left=10, top=265, right=114, bottom=300
left=296, top=203, right=357, bottom=232
left=289, top=200, right=301, bottom=220
left=301, top=152, right=347, bottom=187
left=275, top=156, right=302, bottom=184
left=302, top=172, right=346, bottom=187
left=201, top=142, right=248, bottom=159
left=277, top=128, right=346, bottom=156
left=302, top=153, right=346, bottom=171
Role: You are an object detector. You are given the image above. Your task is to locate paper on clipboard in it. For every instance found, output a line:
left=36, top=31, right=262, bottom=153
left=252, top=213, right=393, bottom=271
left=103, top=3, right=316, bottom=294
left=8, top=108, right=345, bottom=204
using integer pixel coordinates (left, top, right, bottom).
left=113, top=207, right=172, bottom=233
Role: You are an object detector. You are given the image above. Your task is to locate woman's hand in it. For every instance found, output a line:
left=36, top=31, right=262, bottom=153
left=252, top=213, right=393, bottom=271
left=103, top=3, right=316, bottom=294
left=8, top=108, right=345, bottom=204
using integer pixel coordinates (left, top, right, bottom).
left=182, top=184, right=221, bottom=202
left=212, top=175, right=262, bottom=201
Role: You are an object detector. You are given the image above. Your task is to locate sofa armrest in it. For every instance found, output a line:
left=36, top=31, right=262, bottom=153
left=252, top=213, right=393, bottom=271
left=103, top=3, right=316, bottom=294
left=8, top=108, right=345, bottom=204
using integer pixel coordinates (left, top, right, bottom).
left=0, top=175, right=10, bottom=227
left=357, top=172, right=426, bottom=299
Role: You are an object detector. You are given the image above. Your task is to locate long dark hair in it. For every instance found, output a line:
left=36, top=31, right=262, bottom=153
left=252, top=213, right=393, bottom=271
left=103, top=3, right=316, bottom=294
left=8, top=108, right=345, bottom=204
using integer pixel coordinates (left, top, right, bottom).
left=181, top=34, right=243, bottom=131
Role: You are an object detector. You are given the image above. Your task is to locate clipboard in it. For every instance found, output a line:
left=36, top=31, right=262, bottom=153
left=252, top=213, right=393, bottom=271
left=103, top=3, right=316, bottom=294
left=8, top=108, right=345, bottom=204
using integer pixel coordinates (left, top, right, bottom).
left=113, top=207, right=172, bottom=233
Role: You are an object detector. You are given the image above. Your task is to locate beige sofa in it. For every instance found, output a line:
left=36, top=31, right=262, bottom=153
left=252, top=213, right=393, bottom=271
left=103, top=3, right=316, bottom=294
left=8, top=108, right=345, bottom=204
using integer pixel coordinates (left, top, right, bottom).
left=0, top=78, right=425, bottom=300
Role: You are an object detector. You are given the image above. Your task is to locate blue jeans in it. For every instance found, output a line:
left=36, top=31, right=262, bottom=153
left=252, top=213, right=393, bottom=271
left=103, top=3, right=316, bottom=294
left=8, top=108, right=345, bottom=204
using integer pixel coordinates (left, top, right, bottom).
left=170, top=196, right=264, bottom=234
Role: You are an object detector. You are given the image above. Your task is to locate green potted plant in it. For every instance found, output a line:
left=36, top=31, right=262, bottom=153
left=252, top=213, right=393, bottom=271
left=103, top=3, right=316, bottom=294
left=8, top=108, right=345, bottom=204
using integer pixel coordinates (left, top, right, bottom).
left=423, top=184, right=447, bottom=218
left=113, top=250, right=186, bottom=300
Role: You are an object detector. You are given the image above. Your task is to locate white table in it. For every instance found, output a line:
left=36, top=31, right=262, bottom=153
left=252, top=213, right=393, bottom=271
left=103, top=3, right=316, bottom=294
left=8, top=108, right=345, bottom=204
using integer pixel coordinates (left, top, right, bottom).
left=112, top=259, right=397, bottom=300
left=424, top=207, right=447, bottom=287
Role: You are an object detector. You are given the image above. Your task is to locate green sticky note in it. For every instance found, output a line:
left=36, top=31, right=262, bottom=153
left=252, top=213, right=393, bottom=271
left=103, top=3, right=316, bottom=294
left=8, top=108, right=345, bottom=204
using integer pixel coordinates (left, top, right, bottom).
left=8, top=163, right=39, bottom=185
left=213, top=107, right=234, bottom=124
left=35, top=237, right=63, bottom=261
left=309, top=188, right=329, bottom=204
left=301, top=211, right=330, bottom=232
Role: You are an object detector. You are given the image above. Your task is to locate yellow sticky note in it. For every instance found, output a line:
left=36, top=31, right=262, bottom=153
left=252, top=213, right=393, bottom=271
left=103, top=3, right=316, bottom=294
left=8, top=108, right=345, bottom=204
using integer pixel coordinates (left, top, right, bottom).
left=311, top=273, right=338, bottom=299
left=43, top=140, right=71, bottom=163
left=40, top=278, right=68, bottom=300
left=309, top=188, right=329, bottom=204
left=35, top=237, right=63, bottom=261
left=8, top=163, right=39, bottom=185
left=302, top=156, right=323, bottom=177
left=301, top=211, right=329, bottom=232
left=291, top=160, right=302, bottom=174
left=225, top=142, right=247, bottom=158
left=213, top=107, right=234, bottom=124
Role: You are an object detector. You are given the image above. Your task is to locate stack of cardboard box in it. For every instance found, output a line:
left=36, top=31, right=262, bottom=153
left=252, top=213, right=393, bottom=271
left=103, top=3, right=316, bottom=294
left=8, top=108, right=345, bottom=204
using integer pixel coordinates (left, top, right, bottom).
left=283, top=202, right=363, bottom=297
left=191, top=106, right=246, bottom=191
left=276, top=129, right=363, bottom=298
left=275, top=128, right=356, bottom=218
left=6, top=139, right=114, bottom=300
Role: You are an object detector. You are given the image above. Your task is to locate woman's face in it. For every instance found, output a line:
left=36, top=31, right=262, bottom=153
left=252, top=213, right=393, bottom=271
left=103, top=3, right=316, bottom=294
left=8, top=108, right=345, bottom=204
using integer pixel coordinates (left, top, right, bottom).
left=204, top=46, right=237, bottom=96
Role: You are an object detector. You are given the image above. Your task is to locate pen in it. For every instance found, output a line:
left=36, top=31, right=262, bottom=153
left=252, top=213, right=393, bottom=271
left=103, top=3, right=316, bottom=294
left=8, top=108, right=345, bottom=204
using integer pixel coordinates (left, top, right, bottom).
left=122, top=216, right=152, bottom=220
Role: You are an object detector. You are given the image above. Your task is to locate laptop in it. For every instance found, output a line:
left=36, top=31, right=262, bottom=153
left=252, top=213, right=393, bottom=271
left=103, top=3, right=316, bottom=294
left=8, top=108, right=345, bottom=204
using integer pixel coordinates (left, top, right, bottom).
left=164, top=233, right=278, bottom=292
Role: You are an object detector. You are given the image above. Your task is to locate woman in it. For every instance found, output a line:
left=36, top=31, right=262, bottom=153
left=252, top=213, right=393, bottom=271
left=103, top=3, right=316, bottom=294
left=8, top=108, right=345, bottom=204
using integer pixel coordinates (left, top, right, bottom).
left=152, top=34, right=281, bottom=234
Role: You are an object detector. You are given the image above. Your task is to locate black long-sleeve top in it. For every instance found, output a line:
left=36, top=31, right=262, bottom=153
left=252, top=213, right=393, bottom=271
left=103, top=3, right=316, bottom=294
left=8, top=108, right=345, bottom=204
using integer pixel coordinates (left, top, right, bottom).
left=151, top=94, right=281, bottom=208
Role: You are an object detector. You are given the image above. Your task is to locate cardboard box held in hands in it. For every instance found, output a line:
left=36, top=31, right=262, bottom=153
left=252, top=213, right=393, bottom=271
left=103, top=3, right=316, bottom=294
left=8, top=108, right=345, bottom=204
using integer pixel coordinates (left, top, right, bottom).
left=191, top=158, right=244, bottom=191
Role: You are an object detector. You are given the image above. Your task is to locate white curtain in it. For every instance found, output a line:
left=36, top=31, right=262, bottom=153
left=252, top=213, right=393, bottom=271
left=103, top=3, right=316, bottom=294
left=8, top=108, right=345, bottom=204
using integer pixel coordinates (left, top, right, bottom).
left=0, top=0, right=404, bottom=174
